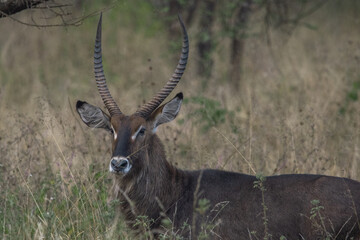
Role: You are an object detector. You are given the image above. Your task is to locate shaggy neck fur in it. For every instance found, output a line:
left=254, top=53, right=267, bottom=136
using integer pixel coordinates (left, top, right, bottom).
left=112, top=134, right=186, bottom=232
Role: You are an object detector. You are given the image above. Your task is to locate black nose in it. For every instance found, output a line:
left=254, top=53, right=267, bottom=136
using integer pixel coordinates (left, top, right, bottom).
left=111, top=158, right=129, bottom=171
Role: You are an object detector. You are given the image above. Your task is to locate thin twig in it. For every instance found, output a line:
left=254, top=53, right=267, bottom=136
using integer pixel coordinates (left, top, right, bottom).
left=0, top=4, right=114, bottom=28
left=18, top=167, right=46, bottom=222
left=2, top=182, right=8, bottom=238
left=35, top=4, right=73, bottom=9
left=191, top=170, right=204, bottom=238
left=213, top=127, right=256, bottom=174
left=45, top=121, right=77, bottom=184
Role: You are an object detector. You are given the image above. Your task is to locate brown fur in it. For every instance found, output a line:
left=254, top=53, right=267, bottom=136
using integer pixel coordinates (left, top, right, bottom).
left=76, top=15, right=360, bottom=238
left=77, top=98, right=360, bottom=239
left=109, top=115, right=360, bottom=239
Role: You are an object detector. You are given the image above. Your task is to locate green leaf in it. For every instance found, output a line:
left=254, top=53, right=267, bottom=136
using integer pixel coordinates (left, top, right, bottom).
left=347, top=90, right=358, bottom=101
left=303, top=22, right=318, bottom=31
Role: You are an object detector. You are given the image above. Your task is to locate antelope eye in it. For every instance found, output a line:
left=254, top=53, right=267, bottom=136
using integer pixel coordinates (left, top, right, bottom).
left=138, top=127, right=146, bottom=136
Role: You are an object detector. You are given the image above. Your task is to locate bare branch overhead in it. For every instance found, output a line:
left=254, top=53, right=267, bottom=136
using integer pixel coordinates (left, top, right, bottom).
left=0, top=0, right=49, bottom=18
left=0, top=0, right=114, bottom=28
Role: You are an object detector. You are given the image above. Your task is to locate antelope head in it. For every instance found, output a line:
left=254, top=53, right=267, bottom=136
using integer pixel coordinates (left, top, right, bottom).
left=76, top=14, right=188, bottom=176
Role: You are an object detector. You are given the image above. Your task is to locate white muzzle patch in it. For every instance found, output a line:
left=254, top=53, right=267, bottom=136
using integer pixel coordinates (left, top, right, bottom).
left=109, top=157, right=132, bottom=174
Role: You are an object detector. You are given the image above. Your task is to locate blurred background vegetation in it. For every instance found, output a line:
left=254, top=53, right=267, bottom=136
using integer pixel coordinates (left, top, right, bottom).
left=0, top=0, right=360, bottom=238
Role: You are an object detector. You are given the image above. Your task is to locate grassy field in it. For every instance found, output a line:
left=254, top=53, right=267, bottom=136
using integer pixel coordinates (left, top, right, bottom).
left=1, top=0, right=360, bottom=239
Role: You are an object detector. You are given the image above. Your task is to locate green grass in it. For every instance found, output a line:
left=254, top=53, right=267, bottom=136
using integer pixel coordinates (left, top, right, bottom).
left=1, top=0, right=360, bottom=239
left=0, top=113, right=125, bottom=239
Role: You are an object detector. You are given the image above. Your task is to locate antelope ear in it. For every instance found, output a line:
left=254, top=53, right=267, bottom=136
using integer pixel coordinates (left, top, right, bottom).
left=76, top=100, right=112, bottom=132
left=150, top=92, right=183, bottom=132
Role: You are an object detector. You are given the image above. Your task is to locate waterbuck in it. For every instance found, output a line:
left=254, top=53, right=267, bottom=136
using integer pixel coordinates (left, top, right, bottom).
left=76, top=14, right=360, bottom=239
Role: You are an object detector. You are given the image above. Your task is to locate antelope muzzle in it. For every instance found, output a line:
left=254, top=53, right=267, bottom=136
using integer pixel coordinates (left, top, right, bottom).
left=110, top=157, right=132, bottom=174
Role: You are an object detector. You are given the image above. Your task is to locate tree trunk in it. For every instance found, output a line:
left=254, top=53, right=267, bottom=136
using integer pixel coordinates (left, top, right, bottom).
left=230, top=1, right=252, bottom=89
left=197, top=0, right=216, bottom=79
left=166, top=0, right=199, bottom=40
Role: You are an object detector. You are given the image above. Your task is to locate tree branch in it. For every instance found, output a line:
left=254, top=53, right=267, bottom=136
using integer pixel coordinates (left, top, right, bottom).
left=0, top=0, right=116, bottom=28
left=0, top=0, right=48, bottom=18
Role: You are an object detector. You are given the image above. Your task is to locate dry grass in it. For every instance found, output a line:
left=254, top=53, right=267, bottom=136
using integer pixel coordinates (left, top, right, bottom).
left=0, top=0, right=360, bottom=239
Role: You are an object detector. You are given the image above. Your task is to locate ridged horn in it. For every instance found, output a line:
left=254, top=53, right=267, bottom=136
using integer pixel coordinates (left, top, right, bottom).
left=135, top=15, right=189, bottom=118
left=94, top=13, right=122, bottom=117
